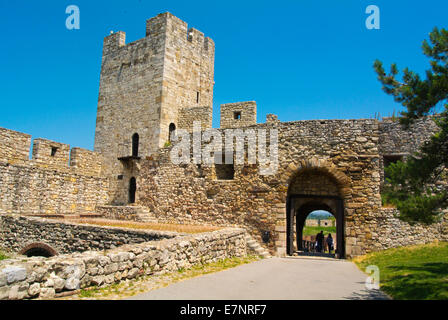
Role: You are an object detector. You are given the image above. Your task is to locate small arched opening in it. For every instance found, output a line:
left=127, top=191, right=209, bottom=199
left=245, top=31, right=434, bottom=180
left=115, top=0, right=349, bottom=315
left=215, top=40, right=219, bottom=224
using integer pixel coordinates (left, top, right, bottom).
left=168, top=123, right=176, bottom=142
left=129, top=177, right=137, bottom=204
left=19, top=243, right=57, bottom=258
left=132, top=133, right=139, bottom=157
left=296, top=203, right=337, bottom=256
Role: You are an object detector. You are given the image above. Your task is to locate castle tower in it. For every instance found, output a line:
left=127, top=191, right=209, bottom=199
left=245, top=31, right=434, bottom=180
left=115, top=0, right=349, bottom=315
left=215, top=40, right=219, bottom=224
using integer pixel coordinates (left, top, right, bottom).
left=94, top=12, right=215, bottom=204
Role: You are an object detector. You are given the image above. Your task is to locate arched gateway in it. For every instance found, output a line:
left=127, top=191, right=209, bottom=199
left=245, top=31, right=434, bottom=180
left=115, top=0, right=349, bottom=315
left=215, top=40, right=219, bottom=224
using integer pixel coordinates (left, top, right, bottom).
left=286, top=166, right=349, bottom=258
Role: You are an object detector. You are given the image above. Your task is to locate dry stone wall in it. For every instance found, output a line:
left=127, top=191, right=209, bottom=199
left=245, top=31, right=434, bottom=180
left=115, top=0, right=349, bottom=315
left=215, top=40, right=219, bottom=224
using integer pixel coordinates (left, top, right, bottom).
left=0, top=223, right=246, bottom=300
left=370, top=208, right=448, bottom=250
left=0, top=215, right=177, bottom=255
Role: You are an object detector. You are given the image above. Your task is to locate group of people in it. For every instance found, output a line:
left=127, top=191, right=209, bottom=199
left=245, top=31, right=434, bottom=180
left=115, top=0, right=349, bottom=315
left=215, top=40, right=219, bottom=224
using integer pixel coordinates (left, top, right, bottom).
left=315, top=231, right=334, bottom=253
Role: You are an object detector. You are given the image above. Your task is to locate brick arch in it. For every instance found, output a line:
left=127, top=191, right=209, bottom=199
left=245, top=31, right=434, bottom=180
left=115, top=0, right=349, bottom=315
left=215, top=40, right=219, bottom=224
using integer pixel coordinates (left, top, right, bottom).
left=19, top=243, right=58, bottom=257
left=281, top=158, right=352, bottom=198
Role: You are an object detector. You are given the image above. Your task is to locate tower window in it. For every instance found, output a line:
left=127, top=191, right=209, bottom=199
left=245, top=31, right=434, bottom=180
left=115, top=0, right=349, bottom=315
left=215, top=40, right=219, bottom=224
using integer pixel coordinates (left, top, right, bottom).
left=132, top=133, right=139, bottom=157
left=234, top=112, right=241, bottom=120
left=196, top=92, right=200, bottom=104
left=51, top=147, right=58, bottom=157
left=169, top=123, right=176, bottom=142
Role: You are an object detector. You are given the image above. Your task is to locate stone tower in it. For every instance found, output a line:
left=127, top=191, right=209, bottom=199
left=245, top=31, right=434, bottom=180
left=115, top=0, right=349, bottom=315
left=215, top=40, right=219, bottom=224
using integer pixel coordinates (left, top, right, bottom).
left=94, top=12, right=215, bottom=203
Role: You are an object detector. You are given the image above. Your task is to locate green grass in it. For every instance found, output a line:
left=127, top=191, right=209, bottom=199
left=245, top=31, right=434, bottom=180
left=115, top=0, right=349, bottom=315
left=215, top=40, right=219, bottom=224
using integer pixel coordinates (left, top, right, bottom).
left=354, top=242, right=448, bottom=300
left=302, top=226, right=336, bottom=236
left=0, top=250, right=9, bottom=261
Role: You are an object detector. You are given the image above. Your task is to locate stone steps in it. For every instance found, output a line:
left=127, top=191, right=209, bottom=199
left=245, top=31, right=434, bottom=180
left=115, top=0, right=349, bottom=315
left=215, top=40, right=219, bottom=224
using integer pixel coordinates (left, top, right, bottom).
left=245, top=234, right=271, bottom=259
left=135, top=207, right=158, bottom=223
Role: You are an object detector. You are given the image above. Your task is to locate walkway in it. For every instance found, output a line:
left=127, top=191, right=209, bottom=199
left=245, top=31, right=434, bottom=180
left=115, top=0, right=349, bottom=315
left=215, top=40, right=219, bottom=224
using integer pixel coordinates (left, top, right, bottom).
left=129, top=257, right=389, bottom=300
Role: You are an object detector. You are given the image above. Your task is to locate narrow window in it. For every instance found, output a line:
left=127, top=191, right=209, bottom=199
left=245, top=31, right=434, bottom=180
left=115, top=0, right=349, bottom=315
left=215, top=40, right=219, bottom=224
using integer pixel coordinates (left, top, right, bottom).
left=169, top=123, right=176, bottom=142
left=129, top=177, right=136, bottom=204
left=383, top=155, right=403, bottom=180
left=196, top=92, right=200, bottom=104
left=132, top=133, right=139, bottom=157
left=51, top=147, right=58, bottom=157
left=234, top=111, right=241, bottom=120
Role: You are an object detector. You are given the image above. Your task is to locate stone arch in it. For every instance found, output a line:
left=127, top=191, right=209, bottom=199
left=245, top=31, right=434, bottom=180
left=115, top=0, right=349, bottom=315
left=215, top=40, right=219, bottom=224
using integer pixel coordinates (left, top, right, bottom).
left=19, top=243, right=58, bottom=257
left=282, top=158, right=352, bottom=198
left=283, top=160, right=349, bottom=258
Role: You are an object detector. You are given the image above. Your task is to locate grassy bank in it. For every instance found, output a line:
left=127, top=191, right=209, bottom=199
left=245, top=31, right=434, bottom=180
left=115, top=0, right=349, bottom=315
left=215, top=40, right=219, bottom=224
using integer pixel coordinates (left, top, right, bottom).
left=354, top=242, right=448, bottom=300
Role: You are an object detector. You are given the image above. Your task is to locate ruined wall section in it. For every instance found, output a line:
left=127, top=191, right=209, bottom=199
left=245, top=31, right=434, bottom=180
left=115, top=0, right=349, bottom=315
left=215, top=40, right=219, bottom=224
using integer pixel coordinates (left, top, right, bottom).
left=0, top=127, right=109, bottom=215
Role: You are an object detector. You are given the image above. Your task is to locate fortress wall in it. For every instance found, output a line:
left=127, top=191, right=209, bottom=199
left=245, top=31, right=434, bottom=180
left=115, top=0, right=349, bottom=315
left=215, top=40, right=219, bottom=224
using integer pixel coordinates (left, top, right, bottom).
left=69, top=148, right=103, bottom=176
left=0, top=127, right=110, bottom=215
left=0, top=127, right=31, bottom=164
left=370, top=209, right=448, bottom=251
left=136, top=119, right=384, bottom=257
left=136, top=118, right=446, bottom=257
left=31, top=139, right=70, bottom=167
left=178, top=106, right=213, bottom=132
left=379, top=116, right=438, bottom=155
left=378, top=116, right=439, bottom=182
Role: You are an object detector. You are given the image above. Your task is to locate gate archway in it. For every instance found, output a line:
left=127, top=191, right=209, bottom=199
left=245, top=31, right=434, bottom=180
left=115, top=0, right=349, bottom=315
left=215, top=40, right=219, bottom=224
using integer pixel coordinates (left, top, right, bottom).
left=286, top=167, right=346, bottom=258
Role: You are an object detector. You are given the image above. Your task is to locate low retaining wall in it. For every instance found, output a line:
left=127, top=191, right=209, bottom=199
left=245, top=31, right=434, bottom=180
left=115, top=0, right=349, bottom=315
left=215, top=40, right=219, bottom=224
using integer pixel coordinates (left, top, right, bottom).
left=0, top=227, right=247, bottom=300
left=0, top=214, right=178, bottom=255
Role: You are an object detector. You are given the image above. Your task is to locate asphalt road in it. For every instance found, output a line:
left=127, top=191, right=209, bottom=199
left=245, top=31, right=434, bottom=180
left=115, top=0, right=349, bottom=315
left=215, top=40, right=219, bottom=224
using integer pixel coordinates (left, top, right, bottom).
left=128, top=257, right=389, bottom=300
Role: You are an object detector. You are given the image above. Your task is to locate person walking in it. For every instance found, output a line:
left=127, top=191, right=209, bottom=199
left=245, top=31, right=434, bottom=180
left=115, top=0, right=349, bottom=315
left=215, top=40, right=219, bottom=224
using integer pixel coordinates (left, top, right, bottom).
left=316, top=231, right=324, bottom=253
left=326, top=233, right=334, bottom=254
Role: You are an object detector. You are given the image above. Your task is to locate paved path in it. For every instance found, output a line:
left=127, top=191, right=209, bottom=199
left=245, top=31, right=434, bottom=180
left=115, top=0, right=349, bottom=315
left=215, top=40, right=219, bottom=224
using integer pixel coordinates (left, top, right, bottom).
left=129, top=257, right=389, bottom=300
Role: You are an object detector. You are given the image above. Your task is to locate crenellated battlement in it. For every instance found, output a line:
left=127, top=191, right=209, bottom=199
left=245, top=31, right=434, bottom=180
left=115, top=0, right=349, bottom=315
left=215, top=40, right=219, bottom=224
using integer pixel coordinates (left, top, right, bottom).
left=103, top=12, right=214, bottom=58
left=0, top=127, right=104, bottom=177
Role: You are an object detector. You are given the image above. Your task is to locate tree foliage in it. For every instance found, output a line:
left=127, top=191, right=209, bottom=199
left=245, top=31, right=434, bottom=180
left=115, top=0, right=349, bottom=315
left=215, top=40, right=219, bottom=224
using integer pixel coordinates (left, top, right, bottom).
left=374, top=27, right=448, bottom=224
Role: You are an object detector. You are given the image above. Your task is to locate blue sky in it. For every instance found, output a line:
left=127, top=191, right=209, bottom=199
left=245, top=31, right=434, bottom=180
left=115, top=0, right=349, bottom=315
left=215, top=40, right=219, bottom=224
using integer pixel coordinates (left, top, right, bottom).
left=0, top=0, right=447, bottom=150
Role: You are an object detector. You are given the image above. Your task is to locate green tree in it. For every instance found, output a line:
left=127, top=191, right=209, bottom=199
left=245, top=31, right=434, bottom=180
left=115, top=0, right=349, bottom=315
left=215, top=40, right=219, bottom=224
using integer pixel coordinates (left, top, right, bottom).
left=374, top=27, right=448, bottom=224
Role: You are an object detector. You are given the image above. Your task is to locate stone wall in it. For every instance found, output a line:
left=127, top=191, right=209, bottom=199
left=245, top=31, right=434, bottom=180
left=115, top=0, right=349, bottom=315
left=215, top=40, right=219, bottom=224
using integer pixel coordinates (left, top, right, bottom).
left=0, top=226, right=246, bottom=300
left=136, top=119, right=383, bottom=257
left=378, top=116, right=439, bottom=182
left=220, top=101, right=257, bottom=129
left=133, top=117, right=447, bottom=258
left=0, top=127, right=109, bottom=215
left=178, top=106, right=213, bottom=132
left=0, top=215, right=177, bottom=255
left=370, top=208, right=448, bottom=251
